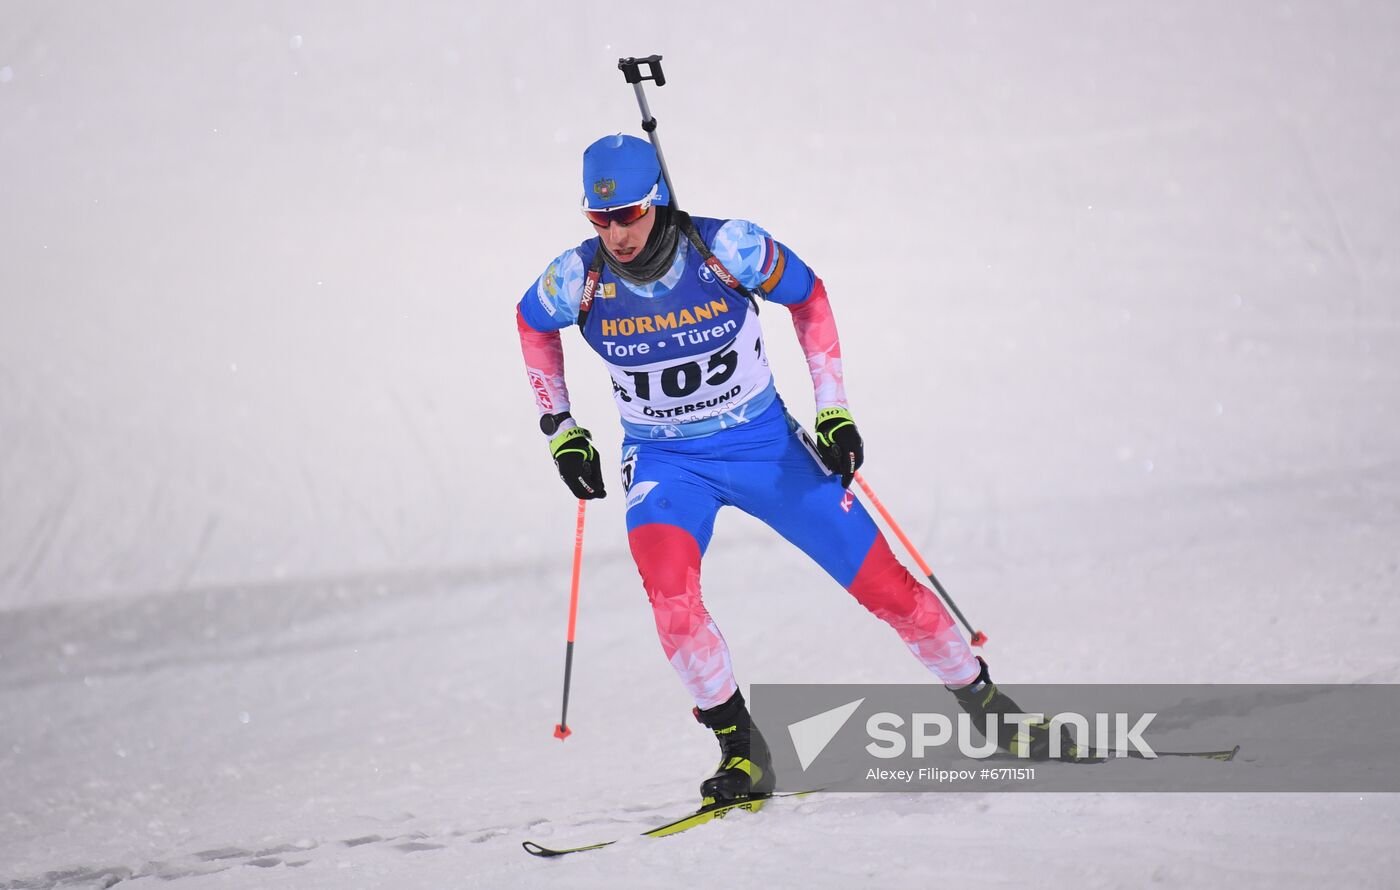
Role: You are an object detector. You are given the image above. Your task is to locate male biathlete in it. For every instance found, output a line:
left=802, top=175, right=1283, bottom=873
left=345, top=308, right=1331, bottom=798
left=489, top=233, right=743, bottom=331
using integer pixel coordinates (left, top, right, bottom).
left=516, top=134, right=1061, bottom=806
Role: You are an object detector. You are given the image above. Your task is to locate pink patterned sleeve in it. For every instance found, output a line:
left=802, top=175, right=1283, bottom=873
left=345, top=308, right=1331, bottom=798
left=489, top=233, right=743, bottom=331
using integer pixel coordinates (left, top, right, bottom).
left=517, top=306, right=575, bottom=432
left=786, top=277, right=849, bottom=410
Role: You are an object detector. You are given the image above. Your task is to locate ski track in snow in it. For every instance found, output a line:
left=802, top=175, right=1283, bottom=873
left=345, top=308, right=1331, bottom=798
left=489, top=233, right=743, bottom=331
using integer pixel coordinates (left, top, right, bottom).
left=3, top=511, right=1399, bottom=888
left=1, top=824, right=493, bottom=889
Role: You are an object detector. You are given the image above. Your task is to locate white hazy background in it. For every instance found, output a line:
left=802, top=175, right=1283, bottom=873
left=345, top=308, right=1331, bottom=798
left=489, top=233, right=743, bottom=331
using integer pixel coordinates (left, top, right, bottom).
left=2, top=2, right=1398, bottom=888
left=6, top=0, right=1393, bottom=609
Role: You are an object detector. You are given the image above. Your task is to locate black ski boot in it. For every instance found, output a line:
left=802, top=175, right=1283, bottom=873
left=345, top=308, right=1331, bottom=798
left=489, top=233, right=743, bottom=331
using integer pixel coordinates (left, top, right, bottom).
left=693, top=690, right=776, bottom=806
left=950, top=657, right=1083, bottom=761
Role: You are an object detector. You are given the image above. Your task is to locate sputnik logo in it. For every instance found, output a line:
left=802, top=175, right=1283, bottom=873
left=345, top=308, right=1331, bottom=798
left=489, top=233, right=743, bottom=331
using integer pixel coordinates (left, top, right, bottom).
left=786, top=698, right=865, bottom=770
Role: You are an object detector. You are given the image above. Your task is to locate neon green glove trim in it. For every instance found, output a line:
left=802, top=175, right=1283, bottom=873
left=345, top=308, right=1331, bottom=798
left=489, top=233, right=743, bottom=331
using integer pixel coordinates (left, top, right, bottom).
left=549, top=426, right=593, bottom=459
left=814, top=408, right=855, bottom=448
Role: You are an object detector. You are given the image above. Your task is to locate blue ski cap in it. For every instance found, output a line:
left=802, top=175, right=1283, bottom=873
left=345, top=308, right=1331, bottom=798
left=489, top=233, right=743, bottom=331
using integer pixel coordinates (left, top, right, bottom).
left=581, top=134, right=670, bottom=210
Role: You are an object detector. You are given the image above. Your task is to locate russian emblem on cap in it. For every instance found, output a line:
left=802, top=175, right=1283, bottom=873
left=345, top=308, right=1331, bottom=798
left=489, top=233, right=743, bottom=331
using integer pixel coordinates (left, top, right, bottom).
left=592, top=178, right=617, bottom=201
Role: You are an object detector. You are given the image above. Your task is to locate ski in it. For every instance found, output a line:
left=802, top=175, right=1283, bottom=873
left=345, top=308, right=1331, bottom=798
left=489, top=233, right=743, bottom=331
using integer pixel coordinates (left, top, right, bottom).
left=1127, top=744, right=1240, bottom=761
left=521, top=790, right=815, bottom=858
left=984, top=744, right=1240, bottom=764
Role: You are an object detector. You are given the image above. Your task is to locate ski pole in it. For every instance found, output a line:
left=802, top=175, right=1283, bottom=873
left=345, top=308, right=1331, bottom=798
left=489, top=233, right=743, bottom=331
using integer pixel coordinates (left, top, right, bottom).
left=554, top=499, right=587, bottom=740
left=852, top=471, right=988, bottom=647
left=617, top=55, right=680, bottom=210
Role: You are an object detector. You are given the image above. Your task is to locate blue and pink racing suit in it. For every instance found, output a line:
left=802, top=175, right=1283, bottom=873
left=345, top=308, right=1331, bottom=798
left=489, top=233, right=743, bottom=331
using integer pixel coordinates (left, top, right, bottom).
left=516, top=216, right=980, bottom=707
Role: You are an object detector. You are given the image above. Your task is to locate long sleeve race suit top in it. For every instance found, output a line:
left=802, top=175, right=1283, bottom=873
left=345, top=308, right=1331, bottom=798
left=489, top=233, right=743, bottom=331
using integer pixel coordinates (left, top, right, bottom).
left=516, top=216, right=848, bottom=441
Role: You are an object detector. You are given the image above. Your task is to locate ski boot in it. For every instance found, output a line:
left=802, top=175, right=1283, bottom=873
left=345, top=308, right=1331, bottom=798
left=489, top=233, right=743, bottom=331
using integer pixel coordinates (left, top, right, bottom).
left=693, top=690, right=776, bottom=806
left=950, top=657, right=1085, bottom=761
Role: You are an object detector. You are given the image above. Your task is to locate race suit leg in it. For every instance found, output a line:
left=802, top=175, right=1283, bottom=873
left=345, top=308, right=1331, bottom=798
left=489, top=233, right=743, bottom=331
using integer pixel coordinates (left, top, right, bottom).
left=622, top=444, right=737, bottom=710
left=731, top=411, right=982, bottom=688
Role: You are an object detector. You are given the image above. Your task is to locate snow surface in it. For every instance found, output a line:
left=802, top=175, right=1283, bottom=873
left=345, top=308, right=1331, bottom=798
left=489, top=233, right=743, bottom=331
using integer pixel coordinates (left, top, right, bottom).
left=2, top=1, right=1399, bottom=887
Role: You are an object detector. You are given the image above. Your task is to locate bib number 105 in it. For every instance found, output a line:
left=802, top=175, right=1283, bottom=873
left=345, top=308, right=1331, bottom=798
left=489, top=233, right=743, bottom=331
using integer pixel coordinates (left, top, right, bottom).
left=616, top=344, right=738, bottom=402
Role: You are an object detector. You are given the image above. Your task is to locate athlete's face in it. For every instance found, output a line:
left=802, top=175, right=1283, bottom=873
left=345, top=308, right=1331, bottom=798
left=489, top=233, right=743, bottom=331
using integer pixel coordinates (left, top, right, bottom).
left=591, top=204, right=656, bottom=264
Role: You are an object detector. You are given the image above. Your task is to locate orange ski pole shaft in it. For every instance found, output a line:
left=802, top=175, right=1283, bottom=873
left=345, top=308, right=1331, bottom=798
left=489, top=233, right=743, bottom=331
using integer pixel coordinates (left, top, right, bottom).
left=853, top=471, right=987, bottom=647
left=554, top=499, right=587, bottom=740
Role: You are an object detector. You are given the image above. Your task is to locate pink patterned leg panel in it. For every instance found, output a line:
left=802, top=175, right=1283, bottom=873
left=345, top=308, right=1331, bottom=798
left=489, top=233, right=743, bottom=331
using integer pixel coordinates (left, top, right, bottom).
left=847, top=533, right=982, bottom=688
left=629, top=523, right=738, bottom=709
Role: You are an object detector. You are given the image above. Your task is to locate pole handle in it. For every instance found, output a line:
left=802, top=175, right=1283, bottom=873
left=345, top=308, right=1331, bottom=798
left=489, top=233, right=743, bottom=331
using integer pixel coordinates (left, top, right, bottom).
left=618, top=55, right=666, bottom=86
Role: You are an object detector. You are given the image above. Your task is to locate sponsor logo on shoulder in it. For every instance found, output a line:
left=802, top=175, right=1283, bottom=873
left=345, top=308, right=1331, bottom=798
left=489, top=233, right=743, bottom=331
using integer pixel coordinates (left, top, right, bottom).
left=705, top=256, right=739, bottom=288
left=536, top=263, right=559, bottom=316
left=536, top=289, right=556, bottom=316
left=698, top=263, right=715, bottom=284
left=580, top=270, right=600, bottom=313
left=600, top=282, right=616, bottom=299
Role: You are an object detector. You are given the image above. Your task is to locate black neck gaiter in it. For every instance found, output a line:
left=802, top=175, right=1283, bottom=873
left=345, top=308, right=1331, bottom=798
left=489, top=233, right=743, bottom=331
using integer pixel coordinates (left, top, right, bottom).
left=600, top=205, right=680, bottom=285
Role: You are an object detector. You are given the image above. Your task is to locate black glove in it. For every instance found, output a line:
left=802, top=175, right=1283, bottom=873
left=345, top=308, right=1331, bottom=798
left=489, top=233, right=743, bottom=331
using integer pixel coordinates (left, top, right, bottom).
left=549, top=426, right=606, bottom=500
left=814, top=407, right=864, bottom=488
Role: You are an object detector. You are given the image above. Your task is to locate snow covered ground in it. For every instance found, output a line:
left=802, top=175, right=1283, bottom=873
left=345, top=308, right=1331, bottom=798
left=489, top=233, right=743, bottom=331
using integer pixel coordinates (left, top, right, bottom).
left=2, top=2, right=1398, bottom=887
